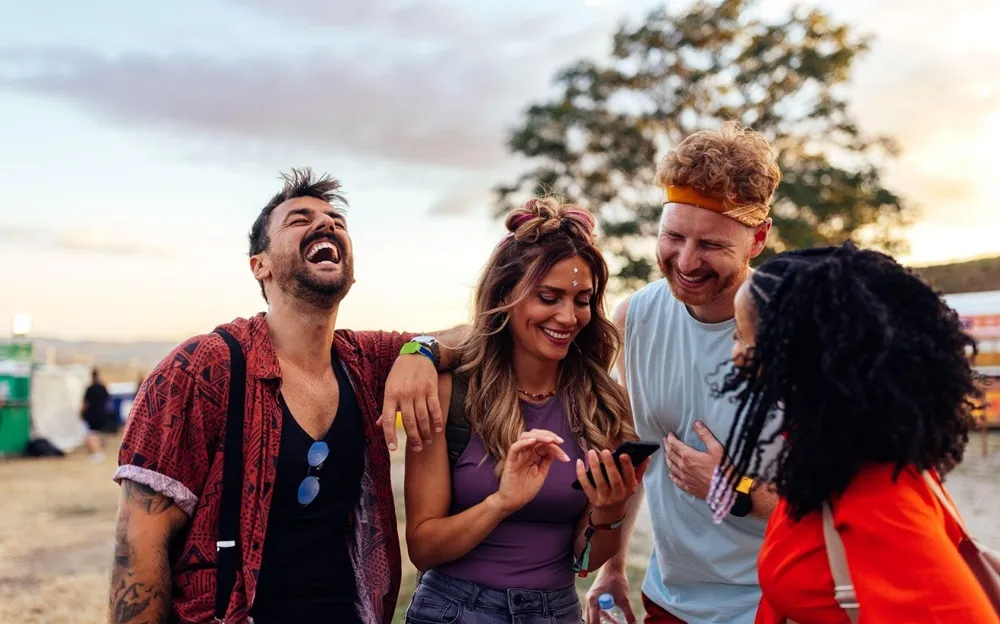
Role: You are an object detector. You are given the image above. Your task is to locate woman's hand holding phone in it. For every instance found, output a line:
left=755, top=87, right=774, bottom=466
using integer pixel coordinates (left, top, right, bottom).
left=574, top=448, right=648, bottom=517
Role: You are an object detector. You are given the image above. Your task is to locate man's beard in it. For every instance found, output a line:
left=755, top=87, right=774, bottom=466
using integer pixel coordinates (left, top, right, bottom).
left=277, top=256, right=354, bottom=309
left=660, top=259, right=747, bottom=307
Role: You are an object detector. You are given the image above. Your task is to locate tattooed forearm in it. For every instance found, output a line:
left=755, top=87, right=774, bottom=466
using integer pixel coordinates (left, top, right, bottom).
left=109, top=533, right=172, bottom=624
left=110, top=576, right=169, bottom=624
left=109, top=480, right=186, bottom=624
left=122, top=480, right=176, bottom=515
left=113, top=532, right=134, bottom=570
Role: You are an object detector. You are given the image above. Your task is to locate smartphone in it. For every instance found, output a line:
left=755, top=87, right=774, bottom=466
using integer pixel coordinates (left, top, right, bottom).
left=571, top=440, right=661, bottom=490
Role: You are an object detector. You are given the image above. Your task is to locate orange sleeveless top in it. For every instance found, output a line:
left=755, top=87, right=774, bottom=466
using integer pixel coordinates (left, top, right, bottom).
left=756, top=464, right=999, bottom=624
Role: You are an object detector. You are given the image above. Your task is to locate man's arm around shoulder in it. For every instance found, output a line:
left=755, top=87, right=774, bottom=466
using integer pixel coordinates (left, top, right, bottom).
left=373, top=325, right=471, bottom=451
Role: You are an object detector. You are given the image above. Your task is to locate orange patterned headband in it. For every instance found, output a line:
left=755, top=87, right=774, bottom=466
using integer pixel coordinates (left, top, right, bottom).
left=663, top=185, right=770, bottom=227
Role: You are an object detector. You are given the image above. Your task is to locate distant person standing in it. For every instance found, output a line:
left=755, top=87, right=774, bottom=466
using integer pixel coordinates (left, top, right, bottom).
left=82, top=367, right=110, bottom=462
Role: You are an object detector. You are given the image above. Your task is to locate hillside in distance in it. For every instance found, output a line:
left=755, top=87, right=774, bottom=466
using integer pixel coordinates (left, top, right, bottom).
left=913, top=255, right=1000, bottom=295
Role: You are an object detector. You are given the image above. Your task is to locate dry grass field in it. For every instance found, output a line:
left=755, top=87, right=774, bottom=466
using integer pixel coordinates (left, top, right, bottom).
left=2, top=431, right=998, bottom=624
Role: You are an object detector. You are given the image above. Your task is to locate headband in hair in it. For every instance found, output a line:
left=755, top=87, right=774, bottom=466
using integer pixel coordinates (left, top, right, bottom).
left=663, top=185, right=770, bottom=227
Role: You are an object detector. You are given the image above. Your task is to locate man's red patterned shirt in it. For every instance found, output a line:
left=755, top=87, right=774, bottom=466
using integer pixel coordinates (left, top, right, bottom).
left=115, top=313, right=412, bottom=623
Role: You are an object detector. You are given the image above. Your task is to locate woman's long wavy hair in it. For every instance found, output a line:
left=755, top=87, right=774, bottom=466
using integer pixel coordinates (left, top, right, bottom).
left=456, top=197, right=636, bottom=476
left=713, top=242, right=980, bottom=520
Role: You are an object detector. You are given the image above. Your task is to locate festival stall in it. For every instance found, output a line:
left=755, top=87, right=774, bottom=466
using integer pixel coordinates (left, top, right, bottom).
left=945, top=289, right=1000, bottom=428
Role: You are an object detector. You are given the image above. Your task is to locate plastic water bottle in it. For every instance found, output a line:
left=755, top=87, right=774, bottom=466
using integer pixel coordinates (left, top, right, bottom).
left=598, top=593, right=627, bottom=623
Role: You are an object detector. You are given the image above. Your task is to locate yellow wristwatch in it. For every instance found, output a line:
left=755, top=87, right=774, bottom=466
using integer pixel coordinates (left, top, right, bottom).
left=730, top=476, right=754, bottom=517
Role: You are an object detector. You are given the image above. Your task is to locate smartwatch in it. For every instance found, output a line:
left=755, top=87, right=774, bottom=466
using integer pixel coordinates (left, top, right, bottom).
left=401, top=335, right=440, bottom=369
left=729, top=476, right=754, bottom=518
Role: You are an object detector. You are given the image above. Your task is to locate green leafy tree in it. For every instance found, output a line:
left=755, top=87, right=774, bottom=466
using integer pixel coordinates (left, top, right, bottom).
left=495, top=0, right=912, bottom=289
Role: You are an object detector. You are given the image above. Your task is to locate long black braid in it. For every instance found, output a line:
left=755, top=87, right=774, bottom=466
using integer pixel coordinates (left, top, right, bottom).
left=717, top=242, right=980, bottom=520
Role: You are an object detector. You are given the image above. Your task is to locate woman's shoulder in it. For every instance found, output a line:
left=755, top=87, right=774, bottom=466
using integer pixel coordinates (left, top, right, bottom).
left=840, top=463, right=924, bottom=496
left=834, top=463, right=943, bottom=528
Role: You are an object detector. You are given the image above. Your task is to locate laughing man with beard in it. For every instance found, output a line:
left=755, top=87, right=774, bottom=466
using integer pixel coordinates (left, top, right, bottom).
left=583, top=122, right=786, bottom=624
left=109, top=168, right=465, bottom=624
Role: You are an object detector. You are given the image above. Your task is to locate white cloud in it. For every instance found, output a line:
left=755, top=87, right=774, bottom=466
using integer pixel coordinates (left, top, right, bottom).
left=0, top=226, right=172, bottom=258
left=0, top=2, right=611, bottom=183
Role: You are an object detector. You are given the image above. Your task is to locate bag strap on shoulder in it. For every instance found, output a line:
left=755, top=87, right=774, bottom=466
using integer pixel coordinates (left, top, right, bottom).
left=787, top=505, right=861, bottom=624
left=213, top=329, right=246, bottom=623
left=922, top=470, right=968, bottom=534
left=821, top=502, right=860, bottom=624
left=922, top=470, right=1000, bottom=615
left=445, top=374, right=471, bottom=470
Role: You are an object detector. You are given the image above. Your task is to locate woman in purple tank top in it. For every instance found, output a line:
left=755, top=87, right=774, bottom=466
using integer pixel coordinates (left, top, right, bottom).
left=403, top=199, right=647, bottom=623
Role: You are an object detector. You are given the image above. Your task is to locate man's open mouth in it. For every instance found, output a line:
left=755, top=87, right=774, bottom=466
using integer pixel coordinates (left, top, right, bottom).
left=672, top=267, right=714, bottom=288
left=304, top=240, right=341, bottom=265
left=677, top=272, right=711, bottom=285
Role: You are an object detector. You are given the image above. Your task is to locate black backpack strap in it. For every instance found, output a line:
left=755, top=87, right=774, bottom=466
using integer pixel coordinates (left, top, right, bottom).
left=213, top=329, right=246, bottom=622
left=445, top=374, right=471, bottom=470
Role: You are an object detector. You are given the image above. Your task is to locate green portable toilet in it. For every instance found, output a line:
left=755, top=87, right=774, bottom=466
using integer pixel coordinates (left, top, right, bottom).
left=0, top=341, right=33, bottom=457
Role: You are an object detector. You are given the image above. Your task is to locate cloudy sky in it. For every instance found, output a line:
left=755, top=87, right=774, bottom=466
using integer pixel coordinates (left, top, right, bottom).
left=1, top=0, right=998, bottom=341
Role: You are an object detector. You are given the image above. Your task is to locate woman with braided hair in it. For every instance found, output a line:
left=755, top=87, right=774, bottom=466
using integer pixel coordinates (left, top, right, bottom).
left=707, top=242, right=998, bottom=623
left=402, top=198, right=644, bottom=623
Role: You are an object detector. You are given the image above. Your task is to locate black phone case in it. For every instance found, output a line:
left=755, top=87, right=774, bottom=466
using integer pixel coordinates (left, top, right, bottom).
left=571, top=440, right=660, bottom=489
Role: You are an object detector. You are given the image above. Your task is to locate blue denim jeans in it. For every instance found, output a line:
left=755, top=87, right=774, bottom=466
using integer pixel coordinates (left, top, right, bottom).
left=405, top=570, right=583, bottom=624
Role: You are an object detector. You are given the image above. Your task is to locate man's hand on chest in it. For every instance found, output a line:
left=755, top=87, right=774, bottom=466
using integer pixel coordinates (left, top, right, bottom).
left=664, top=420, right=725, bottom=501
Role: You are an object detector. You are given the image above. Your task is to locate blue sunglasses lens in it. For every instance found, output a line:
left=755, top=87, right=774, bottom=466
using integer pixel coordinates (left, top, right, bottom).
left=298, top=441, right=329, bottom=505
left=308, top=441, right=329, bottom=467
left=298, top=475, right=320, bottom=505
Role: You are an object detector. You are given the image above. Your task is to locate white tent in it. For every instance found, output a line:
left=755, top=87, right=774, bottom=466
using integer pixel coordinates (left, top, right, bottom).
left=30, top=363, right=91, bottom=452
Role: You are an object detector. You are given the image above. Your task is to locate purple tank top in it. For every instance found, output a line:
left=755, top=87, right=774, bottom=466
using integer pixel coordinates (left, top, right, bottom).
left=436, top=395, right=589, bottom=590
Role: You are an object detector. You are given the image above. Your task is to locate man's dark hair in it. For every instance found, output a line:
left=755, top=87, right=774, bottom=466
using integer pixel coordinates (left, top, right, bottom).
left=717, top=242, right=980, bottom=520
left=248, top=167, right=347, bottom=301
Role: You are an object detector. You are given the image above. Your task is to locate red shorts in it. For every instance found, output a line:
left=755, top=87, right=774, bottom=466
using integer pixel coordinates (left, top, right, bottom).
left=642, top=593, right=687, bottom=624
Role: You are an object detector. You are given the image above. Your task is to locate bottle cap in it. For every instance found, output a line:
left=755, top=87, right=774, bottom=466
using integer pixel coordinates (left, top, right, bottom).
left=598, top=593, right=615, bottom=610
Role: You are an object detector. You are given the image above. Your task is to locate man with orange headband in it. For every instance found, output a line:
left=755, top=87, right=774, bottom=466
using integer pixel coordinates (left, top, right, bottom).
left=584, top=121, right=784, bottom=624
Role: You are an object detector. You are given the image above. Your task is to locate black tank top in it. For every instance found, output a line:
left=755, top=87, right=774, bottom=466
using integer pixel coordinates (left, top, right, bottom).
left=250, top=360, right=365, bottom=623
